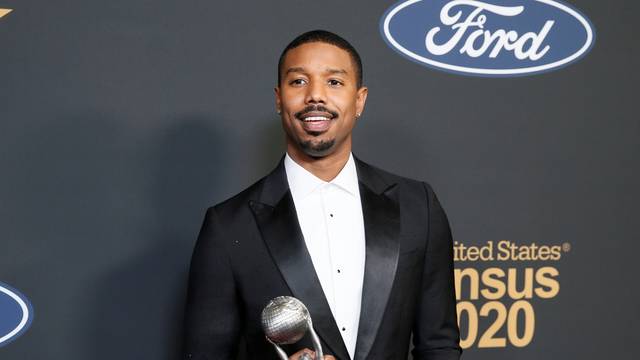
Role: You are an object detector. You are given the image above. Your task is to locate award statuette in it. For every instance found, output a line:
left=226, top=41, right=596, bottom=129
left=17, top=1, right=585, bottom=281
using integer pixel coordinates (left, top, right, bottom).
left=261, top=296, right=324, bottom=360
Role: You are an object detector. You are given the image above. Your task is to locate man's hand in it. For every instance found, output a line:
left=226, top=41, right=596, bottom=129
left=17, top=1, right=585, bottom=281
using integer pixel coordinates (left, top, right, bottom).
left=288, top=348, right=336, bottom=360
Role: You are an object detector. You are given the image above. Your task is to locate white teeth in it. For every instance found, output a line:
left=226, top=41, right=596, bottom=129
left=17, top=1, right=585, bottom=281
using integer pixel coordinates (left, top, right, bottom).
left=303, top=116, right=330, bottom=121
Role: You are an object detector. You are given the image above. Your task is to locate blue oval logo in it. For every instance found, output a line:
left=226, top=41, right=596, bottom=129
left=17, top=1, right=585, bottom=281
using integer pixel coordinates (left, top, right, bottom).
left=0, top=282, right=34, bottom=347
left=380, top=0, right=595, bottom=76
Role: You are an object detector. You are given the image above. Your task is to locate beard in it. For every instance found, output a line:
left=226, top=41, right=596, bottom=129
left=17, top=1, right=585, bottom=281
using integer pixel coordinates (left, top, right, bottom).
left=299, top=138, right=336, bottom=158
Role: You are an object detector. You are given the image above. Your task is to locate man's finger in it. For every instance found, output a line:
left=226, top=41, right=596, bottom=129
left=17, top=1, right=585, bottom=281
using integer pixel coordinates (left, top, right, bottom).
left=288, top=348, right=315, bottom=360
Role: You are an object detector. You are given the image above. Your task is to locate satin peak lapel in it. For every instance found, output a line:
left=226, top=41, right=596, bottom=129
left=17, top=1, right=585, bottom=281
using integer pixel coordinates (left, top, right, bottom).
left=249, top=163, right=351, bottom=360
left=354, top=161, right=400, bottom=360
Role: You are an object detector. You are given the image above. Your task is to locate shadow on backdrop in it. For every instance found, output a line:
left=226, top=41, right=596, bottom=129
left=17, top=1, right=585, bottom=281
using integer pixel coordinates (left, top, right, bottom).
left=85, top=116, right=230, bottom=359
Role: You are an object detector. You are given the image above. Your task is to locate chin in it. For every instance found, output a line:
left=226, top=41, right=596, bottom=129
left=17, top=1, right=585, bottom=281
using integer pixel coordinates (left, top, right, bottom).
left=300, top=139, right=336, bottom=158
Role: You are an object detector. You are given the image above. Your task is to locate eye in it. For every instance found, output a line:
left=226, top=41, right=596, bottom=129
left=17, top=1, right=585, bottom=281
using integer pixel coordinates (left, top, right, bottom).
left=328, top=79, right=343, bottom=87
left=289, top=78, right=307, bottom=86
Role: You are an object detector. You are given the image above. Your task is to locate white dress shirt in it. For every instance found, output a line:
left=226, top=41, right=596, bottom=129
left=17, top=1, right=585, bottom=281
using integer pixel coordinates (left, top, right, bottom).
left=284, top=152, right=366, bottom=359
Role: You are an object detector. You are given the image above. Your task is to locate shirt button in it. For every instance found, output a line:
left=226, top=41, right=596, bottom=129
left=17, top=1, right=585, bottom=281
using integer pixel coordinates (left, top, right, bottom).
left=337, top=269, right=341, bottom=273
left=342, top=327, right=346, bottom=331
left=329, top=213, right=334, bottom=217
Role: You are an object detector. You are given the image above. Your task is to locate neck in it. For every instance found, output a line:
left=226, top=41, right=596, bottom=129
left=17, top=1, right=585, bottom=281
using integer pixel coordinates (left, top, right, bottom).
left=286, top=141, right=352, bottom=182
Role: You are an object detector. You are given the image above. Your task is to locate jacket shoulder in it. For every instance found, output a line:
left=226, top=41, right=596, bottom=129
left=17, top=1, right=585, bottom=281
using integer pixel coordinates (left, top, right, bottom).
left=356, top=157, right=429, bottom=192
left=210, top=176, right=265, bottom=215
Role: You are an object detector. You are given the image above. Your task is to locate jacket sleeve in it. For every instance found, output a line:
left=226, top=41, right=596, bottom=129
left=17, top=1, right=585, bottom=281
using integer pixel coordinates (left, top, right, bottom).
left=182, top=207, right=242, bottom=360
left=411, top=183, right=462, bottom=360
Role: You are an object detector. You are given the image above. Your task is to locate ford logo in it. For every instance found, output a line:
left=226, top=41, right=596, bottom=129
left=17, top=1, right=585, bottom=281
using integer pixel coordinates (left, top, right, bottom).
left=380, top=0, right=595, bottom=76
left=0, top=282, right=34, bottom=347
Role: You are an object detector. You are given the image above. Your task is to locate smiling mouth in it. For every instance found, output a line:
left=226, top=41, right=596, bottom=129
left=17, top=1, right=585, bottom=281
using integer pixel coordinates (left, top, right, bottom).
left=303, top=116, right=332, bottom=121
left=298, top=113, right=335, bottom=133
left=294, top=105, right=338, bottom=134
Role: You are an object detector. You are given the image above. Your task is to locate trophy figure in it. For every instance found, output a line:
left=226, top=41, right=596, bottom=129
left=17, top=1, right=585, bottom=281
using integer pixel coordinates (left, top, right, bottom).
left=261, top=296, right=324, bottom=360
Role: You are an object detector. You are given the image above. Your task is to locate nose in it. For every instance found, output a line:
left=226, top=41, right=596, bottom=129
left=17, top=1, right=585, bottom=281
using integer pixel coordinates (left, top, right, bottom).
left=304, top=79, right=326, bottom=104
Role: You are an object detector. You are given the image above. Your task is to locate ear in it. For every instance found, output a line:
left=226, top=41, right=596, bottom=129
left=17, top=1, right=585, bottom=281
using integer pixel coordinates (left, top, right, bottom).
left=274, top=86, right=282, bottom=114
left=355, top=86, right=368, bottom=118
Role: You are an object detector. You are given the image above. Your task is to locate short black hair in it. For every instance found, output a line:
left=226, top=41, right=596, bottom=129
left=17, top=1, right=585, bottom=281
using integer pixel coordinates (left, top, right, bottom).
left=277, top=30, right=363, bottom=88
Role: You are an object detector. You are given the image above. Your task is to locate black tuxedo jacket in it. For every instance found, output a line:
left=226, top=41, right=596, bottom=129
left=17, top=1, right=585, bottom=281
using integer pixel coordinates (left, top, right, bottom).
left=183, top=157, right=461, bottom=360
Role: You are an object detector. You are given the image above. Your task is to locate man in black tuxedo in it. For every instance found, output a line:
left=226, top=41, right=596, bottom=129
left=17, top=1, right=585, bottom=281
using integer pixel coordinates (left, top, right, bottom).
left=182, top=30, right=461, bottom=360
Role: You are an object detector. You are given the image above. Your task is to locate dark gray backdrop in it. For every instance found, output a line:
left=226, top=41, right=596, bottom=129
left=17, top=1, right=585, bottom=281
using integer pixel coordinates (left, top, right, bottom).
left=1, top=0, right=637, bottom=359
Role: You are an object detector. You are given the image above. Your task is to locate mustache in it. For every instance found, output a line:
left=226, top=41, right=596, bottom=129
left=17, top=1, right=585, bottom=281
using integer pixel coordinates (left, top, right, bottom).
left=294, top=105, right=339, bottom=119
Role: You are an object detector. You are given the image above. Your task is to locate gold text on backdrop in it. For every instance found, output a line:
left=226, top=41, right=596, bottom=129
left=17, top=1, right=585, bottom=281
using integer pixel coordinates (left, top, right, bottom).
left=0, top=8, right=12, bottom=19
left=454, top=239, right=570, bottom=349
